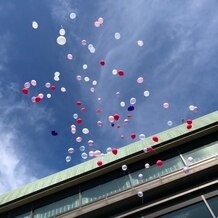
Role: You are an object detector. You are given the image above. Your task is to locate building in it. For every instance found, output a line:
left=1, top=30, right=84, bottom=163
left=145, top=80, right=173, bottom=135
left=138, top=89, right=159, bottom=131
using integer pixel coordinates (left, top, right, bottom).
left=0, top=111, right=217, bottom=218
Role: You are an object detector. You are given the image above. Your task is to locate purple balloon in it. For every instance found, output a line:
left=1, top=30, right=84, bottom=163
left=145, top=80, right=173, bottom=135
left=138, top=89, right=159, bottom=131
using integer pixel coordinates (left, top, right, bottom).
left=51, top=130, right=58, bottom=136
left=128, top=106, right=134, bottom=111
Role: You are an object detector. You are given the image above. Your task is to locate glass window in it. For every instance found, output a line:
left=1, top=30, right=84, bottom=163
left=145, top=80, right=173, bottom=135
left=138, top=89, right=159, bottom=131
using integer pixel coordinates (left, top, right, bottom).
left=207, top=196, right=218, bottom=217
left=82, top=175, right=131, bottom=205
left=14, top=213, right=30, bottom=218
left=182, top=141, right=218, bottom=166
left=131, top=156, right=184, bottom=186
left=160, top=201, right=212, bottom=218
left=33, top=194, right=79, bottom=218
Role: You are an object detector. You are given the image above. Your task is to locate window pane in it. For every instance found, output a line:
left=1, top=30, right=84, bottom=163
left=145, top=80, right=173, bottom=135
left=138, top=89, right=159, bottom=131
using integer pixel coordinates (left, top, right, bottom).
left=33, top=194, right=79, bottom=218
left=131, top=156, right=184, bottom=186
left=207, top=196, right=218, bottom=216
left=160, top=201, right=212, bottom=218
left=182, top=141, right=218, bottom=165
left=82, top=175, right=131, bottom=205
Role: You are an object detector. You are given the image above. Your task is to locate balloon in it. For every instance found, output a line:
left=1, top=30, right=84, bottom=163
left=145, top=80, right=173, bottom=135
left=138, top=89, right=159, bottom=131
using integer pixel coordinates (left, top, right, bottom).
left=76, top=101, right=82, bottom=106
left=88, top=44, right=94, bottom=49
left=186, top=124, right=192, bottom=129
left=59, top=28, right=65, bottom=36
left=81, top=107, right=86, bottom=112
left=50, top=85, right=56, bottom=91
left=73, top=113, right=78, bottom=119
left=189, top=105, right=195, bottom=111
left=143, top=147, right=148, bottom=153
left=116, top=124, right=121, bottom=128
left=114, top=32, right=121, bottom=39
left=47, top=94, right=51, bottom=98
left=183, top=166, right=190, bottom=174
left=83, top=64, right=88, bottom=70
left=138, top=173, right=143, bottom=179
left=81, top=40, right=87, bottom=45
left=65, top=156, right=71, bottom=162
left=68, top=148, right=74, bottom=154
left=124, top=119, right=129, bottom=125
left=112, top=148, right=118, bottom=155
left=45, top=82, right=51, bottom=88
left=97, top=97, right=101, bottom=103
left=22, top=88, right=28, bottom=95
left=147, top=146, right=153, bottom=152
left=116, top=91, right=120, bottom=96
left=24, top=82, right=31, bottom=88
left=100, top=60, right=105, bottom=66
left=118, top=70, right=124, bottom=76
left=76, top=75, right=82, bottom=81
left=84, top=77, right=90, bottom=82
left=82, top=128, right=89, bottom=134
left=70, top=12, right=76, bottom=19
left=89, top=151, right=94, bottom=157
left=152, top=136, right=159, bottom=142
left=131, top=133, right=136, bottom=139
left=79, top=146, right=85, bottom=151
left=144, top=163, right=150, bottom=169
left=81, top=152, right=88, bottom=159
left=98, top=17, right=104, bottom=24
left=76, top=137, right=82, bottom=143
left=167, top=121, right=173, bottom=126
left=137, top=40, right=144, bottom=46
left=97, top=121, right=103, bottom=127
left=89, top=46, right=96, bottom=53
left=137, top=191, right=143, bottom=198
left=113, top=114, right=119, bottom=121
left=106, top=147, right=112, bottom=153
left=88, top=140, right=94, bottom=146
left=130, top=97, right=136, bottom=105
left=137, top=77, right=144, bottom=84
left=186, top=119, right=192, bottom=124
left=187, top=157, right=193, bottom=162
left=96, top=108, right=102, bottom=113
left=97, top=160, right=103, bottom=166
left=128, top=106, right=134, bottom=111
left=71, top=128, right=76, bottom=134
left=54, top=76, right=60, bottom=81
left=163, top=102, right=169, bottom=109
left=112, top=69, right=118, bottom=75
left=31, top=97, right=36, bottom=103
left=94, top=21, right=100, bottom=27
left=90, top=87, right=95, bottom=93
left=35, top=96, right=41, bottom=103
left=71, top=124, right=76, bottom=128
left=57, top=36, right=66, bottom=45
left=61, top=87, right=66, bottom=92
left=156, top=160, right=163, bottom=167
left=92, top=80, right=97, bottom=86
left=51, top=130, right=58, bottom=136
left=95, top=150, right=101, bottom=157
left=38, top=93, right=44, bottom=99
left=108, top=116, right=115, bottom=123
left=31, top=80, right=37, bottom=86
left=120, top=101, right=125, bottom=107
left=144, top=90, right=150, bottom=97
left=122, top=165, right=128, bottom=171
left=32, top=21, right=38, bottom=29
left=67, top=54, right=73, bottom=60
left=76, top=118, right=83, bottom=124
left=139, top=134, right=145, bottom=140
left=54, top=72, right=60, bottom=77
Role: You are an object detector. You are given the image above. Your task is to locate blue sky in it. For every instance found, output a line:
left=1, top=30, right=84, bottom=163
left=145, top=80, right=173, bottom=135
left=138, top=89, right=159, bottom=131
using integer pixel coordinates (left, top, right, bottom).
left=0, top=0, right=218, bottom=194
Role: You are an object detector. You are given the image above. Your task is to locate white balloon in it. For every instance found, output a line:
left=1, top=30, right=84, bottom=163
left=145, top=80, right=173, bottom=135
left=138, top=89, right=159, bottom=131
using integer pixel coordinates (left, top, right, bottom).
left=137, top=40, right=144, bottom=46
left=106, top=147, right=112, bottom=153
left=45, top=82, right=51, bottom=88
left=79, top=146, right=85, bottom=151
left=24, top=82, right=31, bottom=89
left=112, top=69, right=118, bottom=75
left=108, top=116, right=115, bottom=123
left=68, top=148, right=74, bottom=154
left=137, top=191, right=143, bottom=197
left=47, top=93, right=51, bottom=98
left=54, top=71, right=60, bottom=77
left=76, top=137, right=82, bottom=143
left=120, top=101, right=125, bottom=107
left=138, top=173, right=143, bottom=179
left=139, top=134, right=145, bottom=140
left=83, top=64, right=88, bottom=69
left=114, top=32, right=121, bottom=39
left=130, top=97, right=136, bottom=105
left=57, top=36, right=66, bottom=45
left=61, top=87, right=66, bottom=92
left=59, top=28, right=65, bottom=36
left=144, top=90, right=150, bottom=97
left=65, top=156, right=71, bottom=162
left=32, top=21, right=38, bottom=29
left=81, top=152, right=88, bottom=159
left=122, top=165, right=127, bottom=171
left=31, top=80, right=37, bottom=86
left=70, top=12, right=76, bottom=19
left=88, top=140, right=94, bottom=146
left=145, top=163, right=150, bottom=168
left=82, top=128, right=89, bottom=134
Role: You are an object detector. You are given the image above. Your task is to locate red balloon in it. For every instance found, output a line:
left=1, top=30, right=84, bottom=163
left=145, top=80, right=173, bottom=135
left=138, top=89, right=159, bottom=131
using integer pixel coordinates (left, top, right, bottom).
left=76, top=101, right=82, bottom=106
left=76, top=118, right=83, bottom=124
left=22, top=88, right=28, bottom=95
left=186, top=124, right=192, bottom=129
left=81, top=107, right=86, bottom=112
left=97, top=160, right=103, bottom=166
left=156, top=160, right=163, bottom=167
left=96, top=108, right=102, bottom=113
left=152, top=136, right=159, bottom=142
left=147, top=146, right=153, bottom=152
left=127, top=114, right=133, bottom=118
left=131, top=133, right=136, bottom=139
left=186, top=119, right=192, bottom=125
left=116, top=124, right=121, bottom=128
left=118, top=70, right=124, bottom=76
left=113, top=114, right=119, bottom=121
left=35, top=96, right=41, bottom=103
left=50, top=85, right=56, bottom=91
left=100, top=60, right=105, bottom=66
left=112, top=148, right=118, bottom=155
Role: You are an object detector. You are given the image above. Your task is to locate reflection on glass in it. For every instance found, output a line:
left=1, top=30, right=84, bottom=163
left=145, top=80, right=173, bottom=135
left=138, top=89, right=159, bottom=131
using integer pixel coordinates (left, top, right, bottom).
left=33, top=194, right=79, bottom=218
left=131, top=156, right=184, bottom=186
left=207, top=196, right=218, bottom=217
left=160, top=201, right=212, bottom=218
left=182, top=141, right=218, bottom=166
left=82, top=175, right=131, bottom=205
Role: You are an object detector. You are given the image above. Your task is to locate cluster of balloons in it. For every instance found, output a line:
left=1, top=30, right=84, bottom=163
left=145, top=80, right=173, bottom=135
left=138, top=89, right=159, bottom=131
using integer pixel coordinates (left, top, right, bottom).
left=94, top=17, right=104, bottom=27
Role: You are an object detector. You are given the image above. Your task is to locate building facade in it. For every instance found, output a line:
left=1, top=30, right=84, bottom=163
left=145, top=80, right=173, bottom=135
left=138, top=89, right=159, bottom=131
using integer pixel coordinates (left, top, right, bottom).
left=0, top=111, right=217, bottom=218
